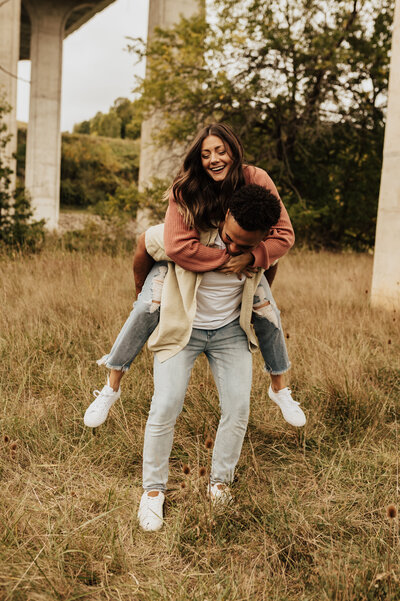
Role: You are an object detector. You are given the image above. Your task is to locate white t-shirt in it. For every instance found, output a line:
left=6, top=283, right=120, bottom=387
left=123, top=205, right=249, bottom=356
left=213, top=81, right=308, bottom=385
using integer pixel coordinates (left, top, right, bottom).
left=192, top=232, right=245, bottom=330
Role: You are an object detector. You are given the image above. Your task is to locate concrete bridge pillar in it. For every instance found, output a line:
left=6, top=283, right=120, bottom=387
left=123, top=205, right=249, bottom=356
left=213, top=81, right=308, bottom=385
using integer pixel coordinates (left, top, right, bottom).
left=371, top=0, right=400, bottom=309
left=138, top=0, right=203, bottom=195
left=0, top=0, right=21, bottom=187
left=24, top=0, right=74, bottom=229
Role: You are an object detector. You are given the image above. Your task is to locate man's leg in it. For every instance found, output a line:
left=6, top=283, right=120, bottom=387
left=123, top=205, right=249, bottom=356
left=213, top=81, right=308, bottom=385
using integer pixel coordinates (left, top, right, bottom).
left=139, top=331, right=205, bottom=530
left=139, top=350, right=194, bottom=531
left=142, top=346, right=198, bottom=492
left=205, top=319, right=253, bottom=493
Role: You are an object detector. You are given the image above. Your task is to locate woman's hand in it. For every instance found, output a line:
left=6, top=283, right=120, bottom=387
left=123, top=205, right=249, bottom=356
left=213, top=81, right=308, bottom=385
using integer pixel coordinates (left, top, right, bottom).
left=216, top=252, right=257, bottom=278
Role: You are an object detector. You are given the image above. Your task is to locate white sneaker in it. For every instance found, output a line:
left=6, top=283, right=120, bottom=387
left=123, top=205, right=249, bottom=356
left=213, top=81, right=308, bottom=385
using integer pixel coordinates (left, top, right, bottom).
left=138, top=491, right=165, bottom=531
left=83, top=380, right=121, bottom=427
left=268, top=385, right=306, bottom=427
left=208, top=483, right=233, bottom=505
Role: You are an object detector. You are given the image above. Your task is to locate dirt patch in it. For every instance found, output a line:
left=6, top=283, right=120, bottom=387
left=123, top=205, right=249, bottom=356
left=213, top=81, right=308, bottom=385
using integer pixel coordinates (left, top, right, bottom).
left=58, top=213, right=103, bottom=234
left=58, top=212, right=137, bottom=236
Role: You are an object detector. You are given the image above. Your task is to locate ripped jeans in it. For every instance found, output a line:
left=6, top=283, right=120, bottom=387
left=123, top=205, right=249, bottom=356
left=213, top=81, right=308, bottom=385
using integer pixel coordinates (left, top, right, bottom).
left=98, top=261, right=291, bottom=375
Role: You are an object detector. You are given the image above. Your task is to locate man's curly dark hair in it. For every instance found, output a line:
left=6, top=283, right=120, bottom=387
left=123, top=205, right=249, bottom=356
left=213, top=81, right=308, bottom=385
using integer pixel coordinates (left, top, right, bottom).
left=228, top=184, right=281, bottom=232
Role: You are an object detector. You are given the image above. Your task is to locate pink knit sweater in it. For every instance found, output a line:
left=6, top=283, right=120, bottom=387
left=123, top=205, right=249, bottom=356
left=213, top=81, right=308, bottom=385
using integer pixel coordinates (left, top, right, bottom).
left=164, top=165, right=294, bottom=271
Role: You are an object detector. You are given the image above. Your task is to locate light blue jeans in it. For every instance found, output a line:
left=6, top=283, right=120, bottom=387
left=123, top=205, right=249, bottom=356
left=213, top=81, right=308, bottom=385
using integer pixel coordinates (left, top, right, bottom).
left=98, top=262, right=291, bottom=375
left=142, top=318, right=253, bottom=491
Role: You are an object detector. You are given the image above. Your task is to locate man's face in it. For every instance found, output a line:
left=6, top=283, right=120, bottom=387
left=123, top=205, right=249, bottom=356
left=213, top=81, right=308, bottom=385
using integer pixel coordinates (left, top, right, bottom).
left=219, top=211, right=268, bottom=256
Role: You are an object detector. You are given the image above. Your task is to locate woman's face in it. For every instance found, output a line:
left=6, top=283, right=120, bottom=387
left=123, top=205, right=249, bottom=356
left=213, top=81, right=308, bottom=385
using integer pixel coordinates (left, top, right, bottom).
left=201, top=135, right=233, bottom=182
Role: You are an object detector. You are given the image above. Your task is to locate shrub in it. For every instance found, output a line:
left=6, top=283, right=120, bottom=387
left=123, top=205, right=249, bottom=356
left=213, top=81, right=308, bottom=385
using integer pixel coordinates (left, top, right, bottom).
left=0, top=103, right=45, bottom=253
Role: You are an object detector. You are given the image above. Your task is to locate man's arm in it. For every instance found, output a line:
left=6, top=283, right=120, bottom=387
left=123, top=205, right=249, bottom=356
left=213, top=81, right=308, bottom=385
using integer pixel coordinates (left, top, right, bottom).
left=133, top=233, right=155, bottom=295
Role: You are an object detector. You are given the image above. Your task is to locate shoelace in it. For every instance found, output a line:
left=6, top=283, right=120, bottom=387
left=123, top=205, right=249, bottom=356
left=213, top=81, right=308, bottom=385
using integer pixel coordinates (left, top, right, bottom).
left=147, top=496, right=162, bottom=505
left=144, top=495, right=163, bottom=513
left=280, top=389, right=301, bottom=406
left=91, top=389, right=114, bottom=406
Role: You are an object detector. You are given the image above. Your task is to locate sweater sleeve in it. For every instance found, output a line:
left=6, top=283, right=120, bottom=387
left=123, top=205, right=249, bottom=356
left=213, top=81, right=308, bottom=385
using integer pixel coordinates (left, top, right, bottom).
left=164, top=189, right=229, bottom=272
left=245, top=167, right=295, bottom=268
left=164, top=167, right=295, bottom=272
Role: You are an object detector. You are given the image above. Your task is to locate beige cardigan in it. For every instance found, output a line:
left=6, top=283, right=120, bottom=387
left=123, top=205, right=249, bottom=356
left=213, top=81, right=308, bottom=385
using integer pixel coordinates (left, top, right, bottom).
left=145, top=224, right=264, bottom=362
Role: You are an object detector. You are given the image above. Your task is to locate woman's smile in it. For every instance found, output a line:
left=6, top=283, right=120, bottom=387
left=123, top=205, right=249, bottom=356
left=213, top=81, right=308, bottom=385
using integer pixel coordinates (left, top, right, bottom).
left=201, top=135, right=233, bottom=182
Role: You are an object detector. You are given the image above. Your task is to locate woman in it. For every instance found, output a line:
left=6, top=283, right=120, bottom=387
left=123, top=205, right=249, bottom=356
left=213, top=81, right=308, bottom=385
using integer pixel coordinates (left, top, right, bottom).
left=84, top=123, right=305, bottom=430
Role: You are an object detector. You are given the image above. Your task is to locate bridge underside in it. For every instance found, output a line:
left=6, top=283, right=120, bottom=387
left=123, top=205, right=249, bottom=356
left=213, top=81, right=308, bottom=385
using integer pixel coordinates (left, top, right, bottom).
left=19, top=1, right=115, bottom=60
left=0, top=0, right=116, bottom=229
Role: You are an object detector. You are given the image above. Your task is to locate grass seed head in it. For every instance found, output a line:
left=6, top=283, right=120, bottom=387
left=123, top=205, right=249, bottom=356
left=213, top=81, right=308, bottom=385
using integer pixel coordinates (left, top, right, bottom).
left=387, top=504, right=397, bottom=519
left=205, top=437, right=214, bottom=450
left=3, top=435, right=9, bottom=444
left=182, top=464, right=190, bottom=475
left=199, top=466, right=207, bottom=478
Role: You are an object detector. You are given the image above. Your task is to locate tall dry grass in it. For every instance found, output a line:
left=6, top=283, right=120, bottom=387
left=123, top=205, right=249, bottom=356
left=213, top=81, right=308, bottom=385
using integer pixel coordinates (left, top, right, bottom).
left=0, top=248, right=399, bottom=600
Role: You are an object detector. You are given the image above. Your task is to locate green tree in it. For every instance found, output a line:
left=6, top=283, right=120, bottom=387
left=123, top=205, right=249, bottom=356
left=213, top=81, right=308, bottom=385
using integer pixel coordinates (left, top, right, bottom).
left=60, top=133, right=140, bottom=210
left=73, top=119, right=90, bottom=134
left=112, top=97, right=137, bottom=139
left=72, top=98, right=143, bottom=140
left=128, top=0, right=393, bottom=249
left=92, top=111, right=122, bottom=138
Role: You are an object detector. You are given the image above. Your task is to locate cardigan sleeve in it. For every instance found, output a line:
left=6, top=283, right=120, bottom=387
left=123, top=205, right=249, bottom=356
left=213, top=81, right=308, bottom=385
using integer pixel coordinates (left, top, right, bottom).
left=163, top=167, right=295, bottom=271
left=145, top=224, right=170, bottom=262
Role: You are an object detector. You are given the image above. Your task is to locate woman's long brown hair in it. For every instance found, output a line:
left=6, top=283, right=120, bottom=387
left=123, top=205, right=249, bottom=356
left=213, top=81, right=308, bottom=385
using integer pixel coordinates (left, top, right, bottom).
left=169, top=123, right=246, bottom=230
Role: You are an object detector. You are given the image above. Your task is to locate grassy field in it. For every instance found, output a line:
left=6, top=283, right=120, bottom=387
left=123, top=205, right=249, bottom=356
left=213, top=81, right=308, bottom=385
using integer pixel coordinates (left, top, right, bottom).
left=0, top=248, right=399, bottom=600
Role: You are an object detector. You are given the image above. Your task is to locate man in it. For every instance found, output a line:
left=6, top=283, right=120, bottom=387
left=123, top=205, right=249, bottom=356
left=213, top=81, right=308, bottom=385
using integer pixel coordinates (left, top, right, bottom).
left=136, top=184, right=306, bottom=532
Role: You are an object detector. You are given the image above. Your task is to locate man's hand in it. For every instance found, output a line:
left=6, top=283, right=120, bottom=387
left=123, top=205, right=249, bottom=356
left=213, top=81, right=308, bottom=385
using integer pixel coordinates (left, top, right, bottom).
left=133, top=232, right=155, bottom=295
left=216, top=252, right=257, bottom=278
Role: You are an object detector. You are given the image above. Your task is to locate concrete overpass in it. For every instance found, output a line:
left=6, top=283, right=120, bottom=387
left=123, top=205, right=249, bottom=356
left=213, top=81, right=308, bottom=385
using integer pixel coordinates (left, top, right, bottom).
left=371, top=0, right=400, bottom=310
left=0, top=0, right=119, bottom=229
left=0, top=0, right=199, bottom=229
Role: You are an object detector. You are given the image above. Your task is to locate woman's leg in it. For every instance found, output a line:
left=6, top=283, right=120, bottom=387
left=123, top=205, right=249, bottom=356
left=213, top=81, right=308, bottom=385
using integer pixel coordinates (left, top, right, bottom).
left=252, top=274, right=291, bottom=380
left=84, top=262, right=167, bottom=427
left=97, top=261, right=168, bottom=375
left=252, top=275, right=306, bottom=427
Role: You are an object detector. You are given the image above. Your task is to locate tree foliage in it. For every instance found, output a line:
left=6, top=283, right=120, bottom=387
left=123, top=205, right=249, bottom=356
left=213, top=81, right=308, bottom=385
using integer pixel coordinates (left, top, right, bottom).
left=60, top=133, right=140, bottom=211
left=129, top=0, right=394, bottom=249
left=73, top=97, right=142, bottom=140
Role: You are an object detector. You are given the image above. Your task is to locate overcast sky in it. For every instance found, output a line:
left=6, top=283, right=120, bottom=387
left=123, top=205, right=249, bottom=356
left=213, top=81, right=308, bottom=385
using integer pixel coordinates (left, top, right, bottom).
left=17, top=0, right=149, bottom=132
